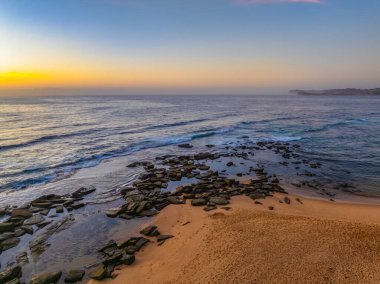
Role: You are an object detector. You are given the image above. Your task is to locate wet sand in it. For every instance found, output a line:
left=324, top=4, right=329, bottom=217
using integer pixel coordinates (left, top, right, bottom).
left=92, top=193, right=380, bottom=284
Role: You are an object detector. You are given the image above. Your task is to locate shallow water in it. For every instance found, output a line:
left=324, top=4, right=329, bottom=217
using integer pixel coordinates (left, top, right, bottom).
left=1, top=94, right=379, bottom=201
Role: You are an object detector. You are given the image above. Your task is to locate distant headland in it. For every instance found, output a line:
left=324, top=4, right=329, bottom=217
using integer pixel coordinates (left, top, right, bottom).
left=290, top=88, right=380, bottom=96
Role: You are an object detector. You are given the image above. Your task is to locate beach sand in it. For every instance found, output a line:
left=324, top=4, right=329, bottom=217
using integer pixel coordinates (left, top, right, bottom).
left=90, top=194, right=380, bottom=284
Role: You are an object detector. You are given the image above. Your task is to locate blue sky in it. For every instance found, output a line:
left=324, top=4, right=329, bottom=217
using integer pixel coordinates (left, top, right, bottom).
left=0, top=0, right=379, bottom=94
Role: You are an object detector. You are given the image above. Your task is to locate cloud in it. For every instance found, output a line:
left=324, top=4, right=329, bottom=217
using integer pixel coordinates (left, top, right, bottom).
left=235, top=0, right=322, bottom=5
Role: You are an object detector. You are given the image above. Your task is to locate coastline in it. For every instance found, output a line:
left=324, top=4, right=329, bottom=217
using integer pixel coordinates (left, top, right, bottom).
left=91, top=192, right=380, bottom=284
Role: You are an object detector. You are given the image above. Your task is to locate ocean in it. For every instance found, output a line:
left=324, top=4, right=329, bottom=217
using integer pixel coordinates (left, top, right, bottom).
left=1, top=94, right=380, bottom=205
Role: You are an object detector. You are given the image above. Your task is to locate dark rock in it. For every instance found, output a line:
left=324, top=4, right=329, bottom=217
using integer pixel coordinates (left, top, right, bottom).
left=103, top=252, right=123, bottom=266
left=64, top=270, right=85, bottom=283
left=268, top=206, right=274, bottom=210
left=30, top=271, right=62, bottom=284
left=295, top=198, right=303, bottom=204
left=98, top=240, right=117, bottom=253
left=70, top=203, right=85, bottom=210
left=0, top=222, right=14, bottom=233
left=14, top=229, right=25, bottom=237
left=56, top=205, right=64, bottom=213
left=135, top=237, right=150, bottom=250
left=11, top=208, right=32, bottom=218
left=16, top=251, right=28, bottom=265
left=203, top=205, right=217, bottom=212
left=226, top=162, right=234, bottom=167
left=209, top=197, right=229, bottom=205
left=0, top=266, right=21, bottom=283
left=23, top=214, right=45, bottom=226
left=166, top=196, right=184, bottom=205
left=90, top=265, right=107, bottom=280
left=157, top=235, right=174, bottom=242
left=249, top=192, right=266, bottom=200
left=71, top=186, right=96, bottom=198
left=283, top=197, right=291, bottom=204
left=254, top=201, right=263, bottom=205
left=122, top=254, right=135, bottom=265
left=140, top=225, right=160, bottom=237
left=178, top=143, right=193, bottom=149
left=1, top=237, right=20, bottom=250
left=191, top=199, right=207, bottom=206
left=31, top=202, right=53, bottom=209
left=39, top=209, right=50, bottom=216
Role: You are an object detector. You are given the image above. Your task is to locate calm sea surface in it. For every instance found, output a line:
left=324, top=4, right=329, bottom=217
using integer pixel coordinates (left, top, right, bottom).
left=1, top=94, right=379, bottom=201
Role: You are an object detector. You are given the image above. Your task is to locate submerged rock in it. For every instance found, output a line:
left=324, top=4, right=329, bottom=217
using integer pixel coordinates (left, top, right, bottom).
left=1, top=237, right=20, bottom=250
left=30, top=271, right=62, bottom=284
left=178, top=143, right=193, bottom=148
left=0, top=265, right=21, bottom=283
left=71, top=186, right=96, bottom=198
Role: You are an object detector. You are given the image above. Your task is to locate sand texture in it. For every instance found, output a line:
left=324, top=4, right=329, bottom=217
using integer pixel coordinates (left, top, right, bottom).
left=92, top=194, right=380, bottom=284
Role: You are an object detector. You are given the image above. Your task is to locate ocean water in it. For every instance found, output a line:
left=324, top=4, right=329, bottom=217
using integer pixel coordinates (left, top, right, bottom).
left=1, top=94, right=380, bottom=201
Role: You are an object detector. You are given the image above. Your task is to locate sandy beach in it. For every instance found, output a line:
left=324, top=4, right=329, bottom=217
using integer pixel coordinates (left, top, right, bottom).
left=89, top=193, right=380, bottom=284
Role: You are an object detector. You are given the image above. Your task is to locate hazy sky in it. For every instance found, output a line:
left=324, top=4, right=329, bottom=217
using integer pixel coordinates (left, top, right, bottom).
left=0, top=0, right=379, bottom=94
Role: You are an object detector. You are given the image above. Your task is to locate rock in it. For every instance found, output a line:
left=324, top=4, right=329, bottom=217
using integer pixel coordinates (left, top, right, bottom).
left=39, top=209, right=50, bottom=216
left=0, top=222, right=14, bottom=233
left=0, top=265, right=22, bottom=283
left=166, top=196, right=184, bottom=205
left=11, top=208, right=32, bottom=218
left=135, top=237, right=150, bottom=250
left=203, top=205, right=217, bottom=212
left=56, top=205, right=64, bottom=213
left=198, top=165, right=210, bottom=171
left=254, top=201, right=263, bottom=205
left=268, top=206, right=274, bottom=210
left=140, top=225, right=160, bottom=237
left=64, top=270, right=85, bottom=283
left=122, top=254, right=135, bottom=265
left=105, top=208, right=122, bottom=218
left=191, top=199, right=207, bottom=206
left=103, top=252, right=123, bottom=266
left=3, top=277, right=20, bottom=284
left=178, top=143, right=193, bottom=149
left=283, top=197, right=291, bottom=204
left=90, top=265, right=107, bottom=280
left=249, top=192, right=266, bottom=200
left=14, top=229, right=26, bottom=237
left=0, top=232, right=16, bottom=242
left=31, top=202, right=53, bottom=209
left=71, top=186, right=96, bottom=198
left=16, top=251, right=28, bottom=265
left=209, top=197, right=229, bottom=205
left=23, top=214, right=45, bottom=225
left=295, top=198, right=303, bottom=204
left=1, top=237, right=20, bottom=250
left=30, top=271, right=62, bottom=284
left=157, top=235, right=174, bottom=242
left=226, top=162, right=234, bottom=167
left=98, top=240, right=117, bottom=253
left=70, top=203, right=85, bottom=209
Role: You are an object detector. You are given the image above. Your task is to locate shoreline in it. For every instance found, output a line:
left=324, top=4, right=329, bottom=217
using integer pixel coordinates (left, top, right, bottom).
left=93, top=193, right=380, bottom=284
left=2, top=139, right=380, bottom=283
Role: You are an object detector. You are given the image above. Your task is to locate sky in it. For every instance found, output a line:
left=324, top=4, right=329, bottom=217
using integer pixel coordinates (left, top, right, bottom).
left=0, top=0, right=379, bottom=94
